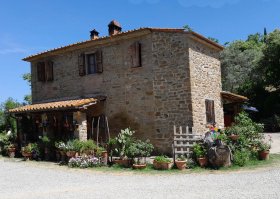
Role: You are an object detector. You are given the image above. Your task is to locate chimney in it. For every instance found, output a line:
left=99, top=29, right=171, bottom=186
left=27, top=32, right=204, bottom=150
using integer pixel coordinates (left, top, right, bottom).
left=90, top=29, right=99, bottom=40
left=108, top=20, right=122, bottom=36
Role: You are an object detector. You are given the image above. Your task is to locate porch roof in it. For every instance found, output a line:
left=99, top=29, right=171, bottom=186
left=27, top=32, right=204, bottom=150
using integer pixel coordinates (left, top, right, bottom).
left=221, top=91, right=248, bottom=103
left=9, top=98, right=99, bottom=114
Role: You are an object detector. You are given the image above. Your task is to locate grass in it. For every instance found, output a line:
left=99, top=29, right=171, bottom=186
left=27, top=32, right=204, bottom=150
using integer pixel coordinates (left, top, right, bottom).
left=1, top=154, right=280, bottom=175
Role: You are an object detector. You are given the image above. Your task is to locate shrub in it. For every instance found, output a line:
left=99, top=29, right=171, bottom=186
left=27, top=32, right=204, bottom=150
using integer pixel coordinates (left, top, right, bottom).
left=154, top=155, right=171, bottom=163
left=193, top=143, right=206, bottom=158
left=233, top=149, right=250, bottom=167
left=127, top=139, right=154, bottom=164
left=112, top=128, right=135, bottom=159
left=79, top=140, right=97, bottom=153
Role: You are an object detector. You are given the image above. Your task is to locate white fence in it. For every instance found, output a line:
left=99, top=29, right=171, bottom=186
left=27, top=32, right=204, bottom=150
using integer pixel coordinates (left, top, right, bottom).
left=172, top=125, right=203, bottom=158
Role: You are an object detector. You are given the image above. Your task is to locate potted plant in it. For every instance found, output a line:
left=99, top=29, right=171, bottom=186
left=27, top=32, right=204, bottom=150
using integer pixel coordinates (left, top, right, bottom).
left=79, top=140, right=96, bottom=156
left=127, top=139, right=154, bottom=169
left=225, top=126, right=240, bottom=141
left=175, top=155, right=187, bottom=170
left=55, top=141, right=67, bottom=161
left=193, top=143, right=207, bottom=167
left=257, top=141, right=271, bottom=160
left=112, top=128, right=134, bottom=167
left=40, top=135, right=51, bottom=160
left=21, top=143, right=40, bottom=160
left=153, top=155, right=173, bottom=170
left=65, top=140, right=77, bottom=158
left=7, top=144, right=16, bottom=158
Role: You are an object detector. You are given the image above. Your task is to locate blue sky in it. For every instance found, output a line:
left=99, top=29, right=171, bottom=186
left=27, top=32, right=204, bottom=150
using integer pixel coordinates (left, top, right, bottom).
left=0, top=0, right=279, bottom=103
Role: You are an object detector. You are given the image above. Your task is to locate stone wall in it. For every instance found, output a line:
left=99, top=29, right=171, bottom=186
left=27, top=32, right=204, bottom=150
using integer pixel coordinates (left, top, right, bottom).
left=31, top=33, right=156, bottom=142
left=151, top=32, right=192, bottom=153
left=188, top=38, right=224, bottom=132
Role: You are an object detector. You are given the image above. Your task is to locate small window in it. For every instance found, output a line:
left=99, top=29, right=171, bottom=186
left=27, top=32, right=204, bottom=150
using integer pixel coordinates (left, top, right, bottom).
left=87, top=53, right=97, bottom=74
left=37, top=61, right=54, bottom=82
left=205, top=99, right=215, bottom=124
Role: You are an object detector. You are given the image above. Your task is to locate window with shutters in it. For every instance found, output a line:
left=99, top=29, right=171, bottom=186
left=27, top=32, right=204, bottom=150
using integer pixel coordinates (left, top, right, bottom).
left=37, top=61, right=54, bottom=82
left=129, top=41, right=142, bottom=67
left=205, top=99, right=215, bottom=124
left=82, top=50, right=103, bottom=75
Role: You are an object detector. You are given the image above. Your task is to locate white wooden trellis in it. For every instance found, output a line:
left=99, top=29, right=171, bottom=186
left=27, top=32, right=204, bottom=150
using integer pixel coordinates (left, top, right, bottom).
left=172, top=125, right=203, bottom=159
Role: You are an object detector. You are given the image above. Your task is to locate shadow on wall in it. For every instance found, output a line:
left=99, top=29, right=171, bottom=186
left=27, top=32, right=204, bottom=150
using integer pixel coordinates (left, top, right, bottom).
left=108, top=111, right=140, bottom=138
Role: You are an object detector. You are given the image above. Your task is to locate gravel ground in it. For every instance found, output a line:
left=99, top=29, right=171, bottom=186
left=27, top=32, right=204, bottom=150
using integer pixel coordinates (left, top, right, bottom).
left=0, top=159, right=280, bottom=199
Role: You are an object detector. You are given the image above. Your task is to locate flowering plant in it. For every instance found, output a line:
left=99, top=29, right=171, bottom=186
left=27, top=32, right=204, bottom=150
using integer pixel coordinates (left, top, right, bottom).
left=68, top=156, right=99, bottom=168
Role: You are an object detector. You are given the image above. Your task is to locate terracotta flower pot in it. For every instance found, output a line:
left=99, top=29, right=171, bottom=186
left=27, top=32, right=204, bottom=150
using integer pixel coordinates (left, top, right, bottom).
left=197, top=157, right=207, bottom=167
left=153, top=160, right=173, bottom=170
left=66, top=151, right=76, bottom=158
left=132, top=164, right=147, bottom=169
left=259, top=150, right=269, bottom=160
left=8, top=147, right=16, bottom=158
left=229, top=134, right=239, bottom=141
left=22, top=151, right=32, bottom=160
left=175, top=160, right=187, bottom=170
left=114, top=159, right=132, bottom=167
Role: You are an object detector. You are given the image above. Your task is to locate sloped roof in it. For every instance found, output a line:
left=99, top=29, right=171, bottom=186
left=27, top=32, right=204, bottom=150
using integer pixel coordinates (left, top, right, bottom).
left=221, top=91, right=248, bottom=103
left=23, top=28, right=223, bottom=62
left=9, top=98, right=98, bottom=113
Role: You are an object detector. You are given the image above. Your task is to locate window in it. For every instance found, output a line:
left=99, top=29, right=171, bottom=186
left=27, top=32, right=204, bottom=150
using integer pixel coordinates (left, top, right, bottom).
left=37, top=61, right=53, bottom=82
left=205, top=99, right=215, bottom=124
left=87, top=53, right=97, bottom=74
left=129, top=41, right=142, bottom=67
left=79, top=50, right=103, bottom=76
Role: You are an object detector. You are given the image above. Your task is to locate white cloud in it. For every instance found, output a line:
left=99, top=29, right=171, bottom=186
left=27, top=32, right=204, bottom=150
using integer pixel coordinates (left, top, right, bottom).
left=177, top=0, right=240, bottom=8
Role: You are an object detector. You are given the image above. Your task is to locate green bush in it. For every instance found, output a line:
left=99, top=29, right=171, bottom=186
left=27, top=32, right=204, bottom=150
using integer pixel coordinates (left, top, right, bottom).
left=127, top=139, right=154, bottom=164
left=193, top=143, right=206, bottom=158
left=154, top=155, right=171, bottom=163
left=233, top=149, right=250, bottom=167
left=79, top=140, right=96, bottom=153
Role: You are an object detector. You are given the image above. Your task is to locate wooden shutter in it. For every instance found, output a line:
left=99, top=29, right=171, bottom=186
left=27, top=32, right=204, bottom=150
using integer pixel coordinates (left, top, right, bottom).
left=96, top=50, right=103, bottom=73
left=130, top=41, right=142, bottom=67
left=78, top=53, right=86, bottom=76
left=37, top=62, right=45, bottom=82
left=205, top=100, right=215, bottom=124
left=45, top=61, right=54, bottom=81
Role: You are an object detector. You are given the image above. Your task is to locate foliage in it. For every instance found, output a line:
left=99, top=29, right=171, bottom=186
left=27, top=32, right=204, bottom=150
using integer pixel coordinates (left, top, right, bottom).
left=79, top=140, right=97, bottom=153
left=55, top=141, right=67, bottom=151
left=112, top=128, right=135, bottom=159
left=127, top=139, right=154, bottom=164
left=259, top=29, right=280, bottom=88
left=176, top=155, right=187, bottom=161
left=68, top=156, right=99, bottom=168
left=22, top=143, right=40, bottom=155
left=221, top=35, right=263, bottom=93
left=0, top=98, right=20, bottom=134
left=193, top=143, right=206, bottom=158
left=183, top=24, right=193, bottom=32
left=40, top=135, right=50, bottom=147
left=233, top=149, right=250, bottom=167
left=22, top=73, right=32, bottom=104
left=154, top=155, right=172, bottom=163
left=207, top=37, right=219, bottom=43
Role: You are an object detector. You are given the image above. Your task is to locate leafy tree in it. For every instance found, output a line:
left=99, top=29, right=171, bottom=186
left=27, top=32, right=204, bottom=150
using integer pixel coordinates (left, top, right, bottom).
left=0, top=98, right=20, bottom=133
left=207, top=37, right=219, bottom=43
left=22, top=73, right=32, bottom=104
left=220, top=34, right=264, bottom=93
left=259, top=29, right=280, bottom=89
left=183, top=24, right=193, bottom=32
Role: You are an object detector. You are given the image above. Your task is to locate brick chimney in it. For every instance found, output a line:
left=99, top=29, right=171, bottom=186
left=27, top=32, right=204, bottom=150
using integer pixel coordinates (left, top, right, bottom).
left=108, top=20, right=122, bottom=36
left=90, top=29, right=99, bottom=40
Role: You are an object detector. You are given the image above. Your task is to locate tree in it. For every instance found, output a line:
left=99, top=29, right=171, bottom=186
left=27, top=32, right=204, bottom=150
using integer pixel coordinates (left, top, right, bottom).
left=183, top=24, right=193, bottom=32
left=207, top=37, right=219, bottom=43
left=22, top=73, right=32, bottom=104
left=259, top=29, right=280, bottom=89
left=220, top=33, right=264, bottom=93
left=0, top=98, right=20, bottom=133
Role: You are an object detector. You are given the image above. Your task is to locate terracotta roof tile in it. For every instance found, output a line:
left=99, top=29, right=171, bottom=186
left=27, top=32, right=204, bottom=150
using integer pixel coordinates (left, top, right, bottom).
left=221, top=91, right=248, bottom=103
left=9, top=98, right=98, bottom=113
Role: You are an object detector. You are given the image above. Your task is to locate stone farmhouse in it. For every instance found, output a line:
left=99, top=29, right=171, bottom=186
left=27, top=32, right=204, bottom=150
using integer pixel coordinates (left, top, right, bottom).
left=10, top=20, right=247, bottom=153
